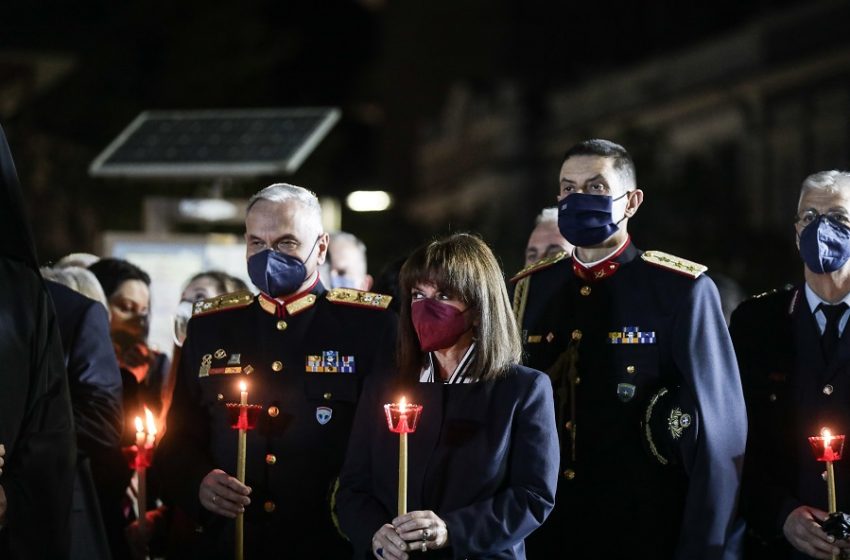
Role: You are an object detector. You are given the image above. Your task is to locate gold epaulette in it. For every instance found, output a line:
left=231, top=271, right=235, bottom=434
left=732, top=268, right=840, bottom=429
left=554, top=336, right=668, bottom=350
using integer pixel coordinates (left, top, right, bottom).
left=192, top=290, right=255, bottom=317
left=326, top=288, right=392, bottom=309
left=509, top=251, right=570, bottom=283
left=640, top=251, right=707, bottom=279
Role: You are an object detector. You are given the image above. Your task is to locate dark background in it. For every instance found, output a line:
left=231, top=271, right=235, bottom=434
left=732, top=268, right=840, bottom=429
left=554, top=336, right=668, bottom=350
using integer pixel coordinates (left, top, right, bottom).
left=2, top=0, right=848, bottom=295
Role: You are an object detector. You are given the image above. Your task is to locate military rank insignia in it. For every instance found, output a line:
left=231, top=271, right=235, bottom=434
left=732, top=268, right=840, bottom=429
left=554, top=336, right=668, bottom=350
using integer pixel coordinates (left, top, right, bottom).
left=316, top=406, right=333, bottom=425
left=306, top=352, right=355, bottom=373
left=199, top=351, right=244, bottom=377
left=617, top=383, right=637, bottom=402
left=608, top=327, right=656, bottom=344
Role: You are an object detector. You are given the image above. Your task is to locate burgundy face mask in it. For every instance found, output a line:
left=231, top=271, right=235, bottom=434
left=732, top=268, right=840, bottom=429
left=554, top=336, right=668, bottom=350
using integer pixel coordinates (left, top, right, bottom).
left=411, top=298, right=473, bottom=352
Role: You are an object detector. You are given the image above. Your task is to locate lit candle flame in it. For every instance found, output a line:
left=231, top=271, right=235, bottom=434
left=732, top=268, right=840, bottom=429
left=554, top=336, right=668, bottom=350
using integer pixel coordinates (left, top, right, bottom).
left=399, top=396, right=407, bottom=414
left=134, top=416, right=144, bottom=433
left=823, top=427, right=833, bottom=446
left=240, top=381, right=247, bottom=392
left=144, top=406, right=157, bottom=437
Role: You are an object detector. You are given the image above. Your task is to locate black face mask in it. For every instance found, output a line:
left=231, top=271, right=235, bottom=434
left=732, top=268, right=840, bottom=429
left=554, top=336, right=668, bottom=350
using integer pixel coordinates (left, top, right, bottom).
left=557, top=191, right=629, bottom=247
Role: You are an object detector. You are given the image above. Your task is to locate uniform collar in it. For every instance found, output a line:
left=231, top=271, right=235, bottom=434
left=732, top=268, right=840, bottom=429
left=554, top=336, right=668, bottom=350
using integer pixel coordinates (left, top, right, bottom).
left=258, top=274, right=324, bottom=317
left=572, top=236, right=637, bottom=282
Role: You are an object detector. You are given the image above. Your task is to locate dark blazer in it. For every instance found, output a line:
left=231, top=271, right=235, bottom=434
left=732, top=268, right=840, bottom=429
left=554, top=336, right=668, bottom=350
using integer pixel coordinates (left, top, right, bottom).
left=157, top=283, right=397, bottom=559
left=46, top=280, right=123, bottom=560
left=731, top=285, right=850, bottom=559
left=337, top=365, right=559, bottom=560
left=0, top=259, right=76, bottom=559
left=514, top=240, right=747, bottom=559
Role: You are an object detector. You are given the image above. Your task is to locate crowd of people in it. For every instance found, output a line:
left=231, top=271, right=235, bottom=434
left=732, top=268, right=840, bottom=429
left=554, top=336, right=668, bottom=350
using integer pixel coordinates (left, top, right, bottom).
left=3, top=124, right=850, bottom=560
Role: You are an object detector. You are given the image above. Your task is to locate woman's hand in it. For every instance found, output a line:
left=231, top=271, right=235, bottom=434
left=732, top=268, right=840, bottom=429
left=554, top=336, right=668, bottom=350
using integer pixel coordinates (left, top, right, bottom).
left=393, top=510, right=449, bottom=553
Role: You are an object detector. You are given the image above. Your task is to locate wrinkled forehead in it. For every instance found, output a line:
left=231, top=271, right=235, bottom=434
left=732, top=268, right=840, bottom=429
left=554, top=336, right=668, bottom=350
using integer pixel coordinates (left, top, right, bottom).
left=798, top=181, right=850, bottom=212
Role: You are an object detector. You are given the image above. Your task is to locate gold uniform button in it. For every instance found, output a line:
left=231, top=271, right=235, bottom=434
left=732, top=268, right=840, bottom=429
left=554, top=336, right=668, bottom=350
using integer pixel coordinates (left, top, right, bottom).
left=580, top=286, right=591, bottom=296
left=563, top=468, right=576, bottom=480
left=564, top=421, right=572, bottom=431
left=768, top=393, right=777, bottom=402
left=265, top=454, right=277, bottom=465
left=823, top=384, right=834, bottom=396
left=216, top=393, right=224, bottom=401
left=271, top=361, right=283, bottom=372
left=264, top=501, right=276, bottom=513
left=268, top=406, right=280, bottom=418
left=626, top=365, right=636, bottom=375
left=323, top=392, right=333, bottom=401
left=574, top=377, right=581, bottom=385
left=276, top=320, right=288, bottom=331
left=571, top=329, right=582, bottom=341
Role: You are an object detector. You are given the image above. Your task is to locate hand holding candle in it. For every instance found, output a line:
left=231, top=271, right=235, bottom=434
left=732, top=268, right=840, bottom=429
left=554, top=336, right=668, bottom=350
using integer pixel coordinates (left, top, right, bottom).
left=384, top=396, right=423, bottom=516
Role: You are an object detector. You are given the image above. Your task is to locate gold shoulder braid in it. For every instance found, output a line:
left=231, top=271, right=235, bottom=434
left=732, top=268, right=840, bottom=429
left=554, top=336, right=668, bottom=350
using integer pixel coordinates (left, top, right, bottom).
left=509, top=251, right=569, bottom=283
left=326, top=288, right=392, bottom=310
left=193, top=290, right=254, bottom=317
left=641, top=251, right=707, bottom=279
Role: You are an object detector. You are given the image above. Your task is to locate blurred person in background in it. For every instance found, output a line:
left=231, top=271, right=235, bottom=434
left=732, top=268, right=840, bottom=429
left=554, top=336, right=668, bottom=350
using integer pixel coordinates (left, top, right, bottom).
left=123, top=270, right=251, bottom=559
left=57, top=252, right=100, bottom=270
left=88, top=257, right=170, bottom=559
left=41, top=264, right=123, bottom=560
left=523, top=206, right=574, bottom=266
left=328, top=231, right=373, bottom=291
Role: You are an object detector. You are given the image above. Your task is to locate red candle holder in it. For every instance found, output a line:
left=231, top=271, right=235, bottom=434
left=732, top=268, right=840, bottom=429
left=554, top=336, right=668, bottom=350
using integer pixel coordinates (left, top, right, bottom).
left=809, top=433, right=845, bottom=462
left=225, top=403, right=264, bottom=431
left=384, top=402, right=423, bottom=434
left=122, top=444, right=154, bottom=470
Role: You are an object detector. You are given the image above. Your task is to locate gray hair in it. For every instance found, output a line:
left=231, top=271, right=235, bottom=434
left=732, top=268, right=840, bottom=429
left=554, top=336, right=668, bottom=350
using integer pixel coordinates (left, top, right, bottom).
left=535, top=206, right=559, bottom=225
left=247, top=183, right=322, bottom=226
left=55, top=252, right=100, bottom=269
left=799, top=170, right=850, bottom=210
left=41, top=265, right=110, bottom=312
left=329, top=231, right=368, bottom=272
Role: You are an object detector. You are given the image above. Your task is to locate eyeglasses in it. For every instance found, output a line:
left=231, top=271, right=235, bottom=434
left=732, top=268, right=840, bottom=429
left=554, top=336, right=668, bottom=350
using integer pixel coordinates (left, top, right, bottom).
left=795, top=209, right=850, bottom=227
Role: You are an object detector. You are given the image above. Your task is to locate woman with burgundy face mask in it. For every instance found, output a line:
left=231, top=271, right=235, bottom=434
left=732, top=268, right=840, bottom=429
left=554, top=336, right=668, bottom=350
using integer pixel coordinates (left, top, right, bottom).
left=337, top=233, right=559, bottom=560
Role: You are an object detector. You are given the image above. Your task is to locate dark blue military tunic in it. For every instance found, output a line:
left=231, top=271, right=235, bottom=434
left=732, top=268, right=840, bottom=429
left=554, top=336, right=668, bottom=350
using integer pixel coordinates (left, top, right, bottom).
left=514, top=239, right=746, bottom=559
left=731, top=285, right=850, bottom=559
left=157, top=281, right=396, bottom=559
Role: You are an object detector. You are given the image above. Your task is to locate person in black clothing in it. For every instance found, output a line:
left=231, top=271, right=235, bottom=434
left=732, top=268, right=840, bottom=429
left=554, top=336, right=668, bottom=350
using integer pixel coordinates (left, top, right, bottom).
left=731, top=170, right=850, bottom=559
left=0, top=123, right=75, bottom=558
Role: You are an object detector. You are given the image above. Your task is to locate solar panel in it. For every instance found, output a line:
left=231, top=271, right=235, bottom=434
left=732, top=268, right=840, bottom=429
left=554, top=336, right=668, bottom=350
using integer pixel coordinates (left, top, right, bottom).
left=89, top=108, right=341, bottom=178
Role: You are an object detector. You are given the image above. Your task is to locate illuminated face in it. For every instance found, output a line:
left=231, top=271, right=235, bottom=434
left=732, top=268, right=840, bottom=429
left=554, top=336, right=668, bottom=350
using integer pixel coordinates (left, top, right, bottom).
left=244, top=198, right=329, bottom=277
left=108, top=279, right=150, bottom=337
left=410, top=282, right=468, bottom=314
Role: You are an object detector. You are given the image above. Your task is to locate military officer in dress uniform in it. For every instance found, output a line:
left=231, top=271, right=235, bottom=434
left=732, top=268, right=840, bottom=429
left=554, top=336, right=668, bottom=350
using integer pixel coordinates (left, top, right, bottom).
left=514, top=139, right=747, bottom=559
left=731, top=170, right=850, bottom=560
left=156, top=183, right=396, bottom=558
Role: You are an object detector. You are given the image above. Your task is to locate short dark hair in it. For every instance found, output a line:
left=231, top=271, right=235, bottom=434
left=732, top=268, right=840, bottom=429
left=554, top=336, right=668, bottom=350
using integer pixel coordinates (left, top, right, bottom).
left=88, top=257, right=151, bottom=299
left=561, top=138, right=636, bottom=190
left=396, top=233, right=521, bottom=382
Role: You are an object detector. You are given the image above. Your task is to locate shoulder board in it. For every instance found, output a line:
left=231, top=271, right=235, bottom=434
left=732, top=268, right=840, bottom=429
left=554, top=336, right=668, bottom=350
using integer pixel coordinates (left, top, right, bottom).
left=510, top=251, right=570, bottom=283
left=193, top=290, right=255, bottom=317
left=326, top=288, right=392, bottom=310
left=640, top=250, right=707, bottom=279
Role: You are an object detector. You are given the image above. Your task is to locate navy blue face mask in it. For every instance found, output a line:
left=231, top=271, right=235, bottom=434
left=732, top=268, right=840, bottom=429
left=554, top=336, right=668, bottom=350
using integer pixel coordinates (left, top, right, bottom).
left=558, top=191, right=629, bottom=247
left=799, top=215, right=850, bottom=274
left=247, top=239, right=320, bottom=297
